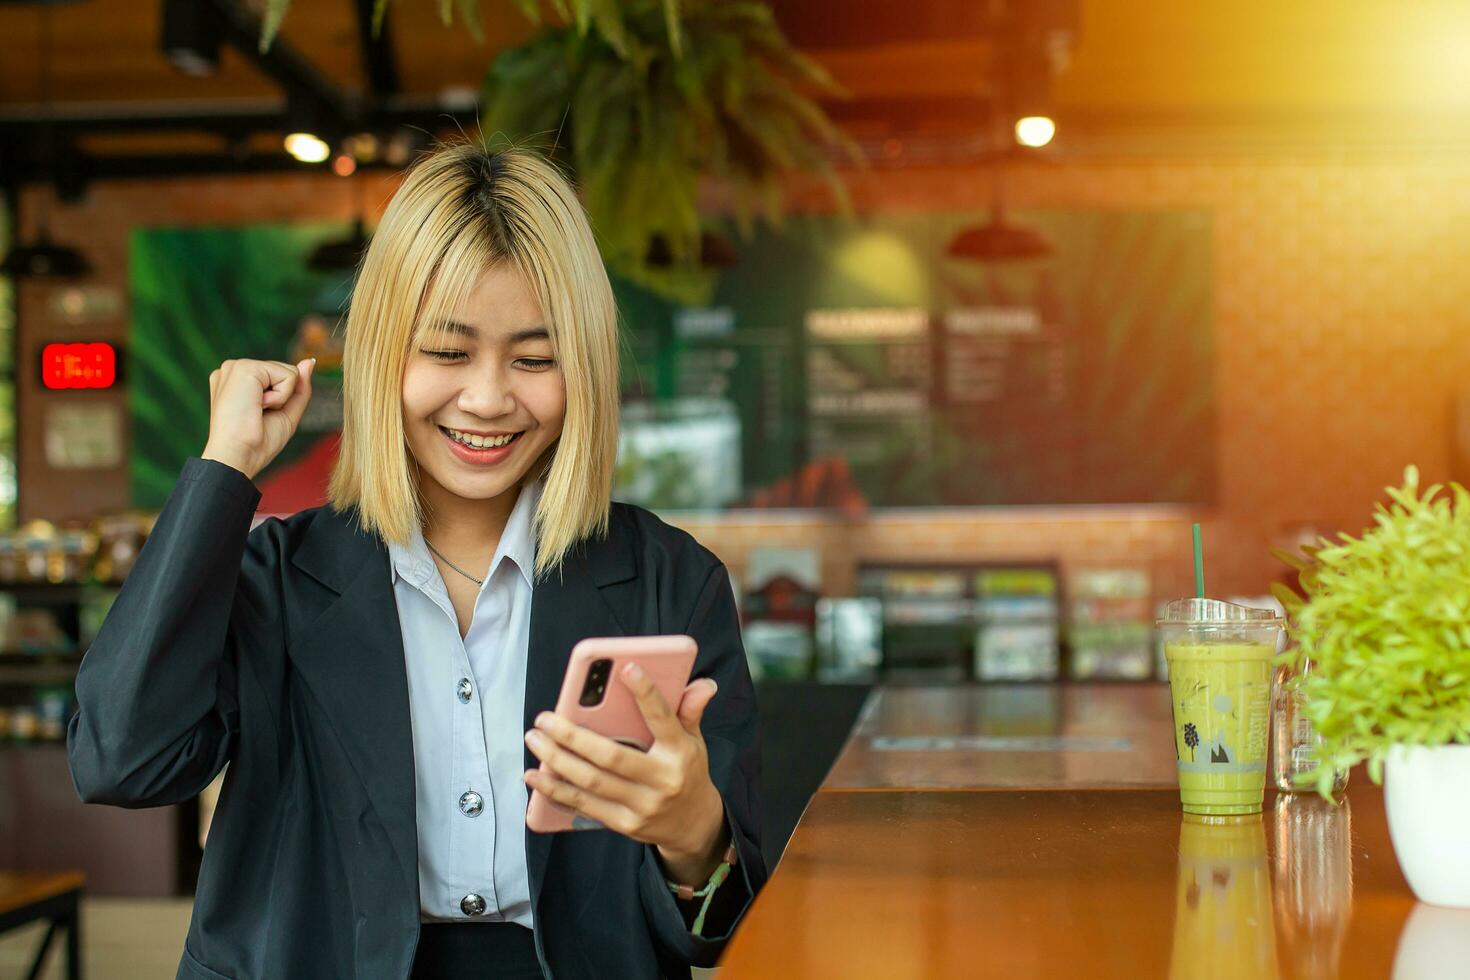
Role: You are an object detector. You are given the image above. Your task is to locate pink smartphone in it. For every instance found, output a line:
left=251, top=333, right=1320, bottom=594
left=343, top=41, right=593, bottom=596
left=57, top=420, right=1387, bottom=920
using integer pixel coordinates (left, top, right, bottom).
left=525, top=634, right=698, bottom=834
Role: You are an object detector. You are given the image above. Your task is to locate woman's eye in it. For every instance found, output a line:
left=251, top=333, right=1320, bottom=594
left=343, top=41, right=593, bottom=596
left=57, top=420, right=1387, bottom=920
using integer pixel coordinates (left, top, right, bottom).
left=423, top=349, right=468, bottom=362
left=515, top=358, right=556, bottom=370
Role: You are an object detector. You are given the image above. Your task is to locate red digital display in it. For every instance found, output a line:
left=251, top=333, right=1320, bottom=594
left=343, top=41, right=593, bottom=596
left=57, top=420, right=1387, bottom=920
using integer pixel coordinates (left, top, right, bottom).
left=41, top=343, right=118, bottom=390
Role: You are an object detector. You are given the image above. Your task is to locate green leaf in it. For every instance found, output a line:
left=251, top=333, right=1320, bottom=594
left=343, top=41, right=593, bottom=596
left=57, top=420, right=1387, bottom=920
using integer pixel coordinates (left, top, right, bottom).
left=1270, top=546, right=1310, bottom=573
left=588, top=0, right=633, bottom=58
left=662, top=0, right=683, bottom=58
left=260, top=0, right=290, bottom=53
left=457, top=0, right=485, bottom=43
left=511, top=0, right=544, bottom=23
left=1269, top=581, right=1304, bottom=617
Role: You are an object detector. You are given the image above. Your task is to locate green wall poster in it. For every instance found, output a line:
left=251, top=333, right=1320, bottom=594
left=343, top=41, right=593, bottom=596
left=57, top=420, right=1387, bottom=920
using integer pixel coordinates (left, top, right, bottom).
left=129, top=209, right=1213, bottom=513
left=129, top=224, right=352, bottom=512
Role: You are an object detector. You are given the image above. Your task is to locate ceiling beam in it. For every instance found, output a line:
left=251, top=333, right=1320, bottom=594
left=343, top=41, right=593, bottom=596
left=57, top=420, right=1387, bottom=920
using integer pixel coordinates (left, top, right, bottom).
left=0, top=104, right=476, bottom=185
left=354, top=0, right=401, bottom=100
left=26, top=152, right=406, bottom=181
left=0, top=98, right=470, bottom=137
left=204, top=0, right=358, bottom=129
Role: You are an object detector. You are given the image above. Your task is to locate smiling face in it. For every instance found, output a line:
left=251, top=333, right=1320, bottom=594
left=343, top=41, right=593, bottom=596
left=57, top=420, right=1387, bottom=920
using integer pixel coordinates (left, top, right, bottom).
left=401, top=261, right=566, bottom=511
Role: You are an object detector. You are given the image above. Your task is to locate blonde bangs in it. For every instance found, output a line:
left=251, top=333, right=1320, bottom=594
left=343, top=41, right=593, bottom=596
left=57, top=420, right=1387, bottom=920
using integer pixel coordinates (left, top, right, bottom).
left=327, top=142, right=620, bottom=578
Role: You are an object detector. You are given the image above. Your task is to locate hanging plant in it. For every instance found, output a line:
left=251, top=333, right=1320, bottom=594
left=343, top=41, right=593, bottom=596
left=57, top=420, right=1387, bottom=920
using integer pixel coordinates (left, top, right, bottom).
left=257, top=0, right=673, bottom=54
left=481, top=0, right=862, bottom=297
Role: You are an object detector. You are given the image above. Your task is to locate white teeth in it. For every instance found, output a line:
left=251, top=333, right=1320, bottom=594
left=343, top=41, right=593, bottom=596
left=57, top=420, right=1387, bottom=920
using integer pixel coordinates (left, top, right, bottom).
left=444, top=428, right=516, bottom=449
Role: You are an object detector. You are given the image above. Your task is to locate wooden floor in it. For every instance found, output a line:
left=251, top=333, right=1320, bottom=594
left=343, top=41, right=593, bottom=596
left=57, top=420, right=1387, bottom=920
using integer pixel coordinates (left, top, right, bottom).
left=0, top=897, right=191, bottom=980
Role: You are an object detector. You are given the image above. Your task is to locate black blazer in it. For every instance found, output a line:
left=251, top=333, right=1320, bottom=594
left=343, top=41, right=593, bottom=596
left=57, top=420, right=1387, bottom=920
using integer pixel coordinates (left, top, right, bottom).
left=67, top=457, right=765, bottom=979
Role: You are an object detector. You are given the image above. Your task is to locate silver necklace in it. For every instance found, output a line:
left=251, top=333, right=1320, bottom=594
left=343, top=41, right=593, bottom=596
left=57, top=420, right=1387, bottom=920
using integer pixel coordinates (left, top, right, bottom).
left=424, top=538, right=484, bottom=586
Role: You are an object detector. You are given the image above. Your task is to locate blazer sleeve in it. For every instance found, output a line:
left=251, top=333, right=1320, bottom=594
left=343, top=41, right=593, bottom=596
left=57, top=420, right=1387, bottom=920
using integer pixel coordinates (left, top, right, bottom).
left=67, top=456, right=278, bottom=808
left=638, top=560, right=767, bottom=968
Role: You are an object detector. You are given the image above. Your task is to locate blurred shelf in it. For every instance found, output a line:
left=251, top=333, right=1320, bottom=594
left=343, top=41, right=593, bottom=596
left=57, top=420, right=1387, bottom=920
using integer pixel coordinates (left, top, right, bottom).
left=0, top=652, right=84, bottom=686
left=0, top=580, right=121, bottom=600
left=0, top=652, right=84, bottom=666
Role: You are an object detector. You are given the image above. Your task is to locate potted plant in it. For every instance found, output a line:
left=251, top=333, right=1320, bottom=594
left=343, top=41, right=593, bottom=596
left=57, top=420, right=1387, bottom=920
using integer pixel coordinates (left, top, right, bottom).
left=1273, top=466, right=1470, bottom=907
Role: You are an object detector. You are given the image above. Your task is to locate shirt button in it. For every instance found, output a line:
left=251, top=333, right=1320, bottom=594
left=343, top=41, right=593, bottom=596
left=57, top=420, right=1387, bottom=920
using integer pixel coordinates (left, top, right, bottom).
left=457, top=678, right=473, bottom=703
left=459, top=790, right=484, bottom=817
left=460, top=893, right=487, bottom=916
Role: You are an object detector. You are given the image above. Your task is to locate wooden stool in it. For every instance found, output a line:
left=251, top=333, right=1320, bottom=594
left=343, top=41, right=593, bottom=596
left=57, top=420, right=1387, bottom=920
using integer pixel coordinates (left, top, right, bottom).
left=0, top=871, right=84, bottom=980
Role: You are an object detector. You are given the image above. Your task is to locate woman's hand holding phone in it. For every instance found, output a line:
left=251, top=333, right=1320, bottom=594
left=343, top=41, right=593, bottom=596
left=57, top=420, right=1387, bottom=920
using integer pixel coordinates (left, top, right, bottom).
left=201, top=358, right=316, bottom=481
left=523, top=663, right=730, bottom=885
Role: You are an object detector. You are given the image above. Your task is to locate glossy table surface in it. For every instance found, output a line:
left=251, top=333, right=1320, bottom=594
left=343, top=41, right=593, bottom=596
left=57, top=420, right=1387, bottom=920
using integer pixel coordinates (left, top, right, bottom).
left=720, top=686, right=1453, bottom=979
left=825, top=684, right=1178, bottom=790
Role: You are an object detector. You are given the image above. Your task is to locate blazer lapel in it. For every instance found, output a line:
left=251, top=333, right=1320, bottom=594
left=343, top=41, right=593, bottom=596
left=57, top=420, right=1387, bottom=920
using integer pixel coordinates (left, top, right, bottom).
left=523, top=514, right=638, bottom=906
left=288, top=506, right=419, bottom=899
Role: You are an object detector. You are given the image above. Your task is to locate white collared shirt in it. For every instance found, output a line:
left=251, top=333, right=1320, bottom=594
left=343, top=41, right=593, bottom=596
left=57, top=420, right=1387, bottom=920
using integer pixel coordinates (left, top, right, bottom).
left=386, top=480, right=540, bottom=926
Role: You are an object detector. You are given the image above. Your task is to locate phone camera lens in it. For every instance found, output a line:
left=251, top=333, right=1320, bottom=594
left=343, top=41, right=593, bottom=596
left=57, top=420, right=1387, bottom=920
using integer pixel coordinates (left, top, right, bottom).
left=580, top=659, right=614, bottom=706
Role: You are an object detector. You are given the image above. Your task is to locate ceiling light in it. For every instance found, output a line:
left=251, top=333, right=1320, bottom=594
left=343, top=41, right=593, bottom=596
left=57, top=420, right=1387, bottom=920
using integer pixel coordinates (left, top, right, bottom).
left=946, top=217, right=1052, bottom=263
left=285, top=132, right=331, bottom=164
left=344, top=133, right=380, bottom=162
left=160, top=0, right=221, bottom=77
left=1, top=231, right=93, bottom=279
left=1015, top=116, right=1056, bottom=149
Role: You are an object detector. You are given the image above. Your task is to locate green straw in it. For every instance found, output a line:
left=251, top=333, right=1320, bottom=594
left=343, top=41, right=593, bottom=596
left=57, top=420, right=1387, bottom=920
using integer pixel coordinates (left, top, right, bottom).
left=1192, top=522, right=1205, bottom=599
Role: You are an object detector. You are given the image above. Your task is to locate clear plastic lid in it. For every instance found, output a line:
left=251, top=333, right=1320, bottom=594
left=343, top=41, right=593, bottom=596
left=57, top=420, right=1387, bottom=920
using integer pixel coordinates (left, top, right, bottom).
left=1156, top=597, right=1284, bottom=627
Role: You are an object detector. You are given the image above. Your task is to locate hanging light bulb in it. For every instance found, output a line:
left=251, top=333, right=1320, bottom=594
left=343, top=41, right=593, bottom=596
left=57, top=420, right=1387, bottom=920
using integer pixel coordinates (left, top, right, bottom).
left=285, top=133, right=331, bottom=164
left=1014, top=116, right=1056, bottom=148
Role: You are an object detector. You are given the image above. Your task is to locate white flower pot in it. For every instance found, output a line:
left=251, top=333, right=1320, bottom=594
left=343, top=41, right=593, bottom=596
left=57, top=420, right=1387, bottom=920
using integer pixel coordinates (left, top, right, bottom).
left=1392, top=903, right=1470, bottom=980
left=1384, top=744, right=1470, bottom=908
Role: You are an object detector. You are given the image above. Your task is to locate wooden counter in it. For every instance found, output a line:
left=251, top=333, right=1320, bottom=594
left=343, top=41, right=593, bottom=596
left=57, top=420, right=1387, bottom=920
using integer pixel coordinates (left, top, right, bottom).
left=719, top=784, right=1426, bottom=979
left=720, top=686, right=1445, bottom=978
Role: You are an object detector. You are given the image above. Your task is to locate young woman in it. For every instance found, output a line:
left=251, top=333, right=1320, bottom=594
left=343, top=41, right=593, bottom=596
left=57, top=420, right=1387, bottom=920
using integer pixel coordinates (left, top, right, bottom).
left=67, top=144, right=765, bottom=979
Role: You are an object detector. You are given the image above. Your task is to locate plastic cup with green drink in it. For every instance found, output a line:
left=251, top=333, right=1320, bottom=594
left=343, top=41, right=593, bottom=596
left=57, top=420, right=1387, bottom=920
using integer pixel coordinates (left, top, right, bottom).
left=1158, top=598, right=1283, bottom=815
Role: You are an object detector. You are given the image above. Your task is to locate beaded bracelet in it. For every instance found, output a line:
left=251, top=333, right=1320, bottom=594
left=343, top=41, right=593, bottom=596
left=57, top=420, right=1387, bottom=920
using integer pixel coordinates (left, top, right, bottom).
left=666, top=843, right=738, bottom=937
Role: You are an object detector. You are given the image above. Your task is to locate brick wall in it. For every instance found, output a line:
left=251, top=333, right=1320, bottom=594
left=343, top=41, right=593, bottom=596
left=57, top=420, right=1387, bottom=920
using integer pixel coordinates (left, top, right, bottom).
left=17, top=156, right=1470, bottom=603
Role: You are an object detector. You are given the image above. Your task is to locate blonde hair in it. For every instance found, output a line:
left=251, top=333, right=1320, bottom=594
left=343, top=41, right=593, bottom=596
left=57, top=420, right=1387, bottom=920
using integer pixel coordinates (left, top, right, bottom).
left=327, top=142, right=620, bottom=578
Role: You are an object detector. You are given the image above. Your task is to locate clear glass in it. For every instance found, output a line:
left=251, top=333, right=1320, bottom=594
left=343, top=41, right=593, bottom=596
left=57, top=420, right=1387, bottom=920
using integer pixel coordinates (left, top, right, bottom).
left=1272, top=795, right=1354, bottom=979
left=1272, top=661, right=1350, bottom=794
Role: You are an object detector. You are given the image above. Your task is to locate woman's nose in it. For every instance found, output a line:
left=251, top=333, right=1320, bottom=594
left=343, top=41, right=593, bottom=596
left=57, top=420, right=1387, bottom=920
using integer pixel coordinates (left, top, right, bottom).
left=457, top=365, right=517, bottom=418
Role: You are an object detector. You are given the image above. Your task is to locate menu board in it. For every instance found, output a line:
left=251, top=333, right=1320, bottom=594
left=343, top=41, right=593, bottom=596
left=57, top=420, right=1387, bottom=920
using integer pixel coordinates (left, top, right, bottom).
left=613, top=208, right=1215, bottom=510
left=804, top=308, right=933, bottom=499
